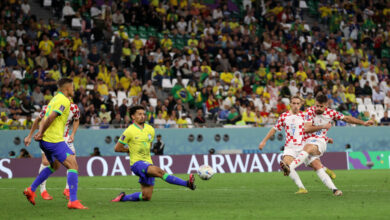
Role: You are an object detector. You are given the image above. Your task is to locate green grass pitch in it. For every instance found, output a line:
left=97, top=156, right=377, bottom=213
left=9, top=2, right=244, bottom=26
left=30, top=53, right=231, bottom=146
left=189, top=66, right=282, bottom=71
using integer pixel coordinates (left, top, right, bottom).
left=0, top=170, right=389, bottom=219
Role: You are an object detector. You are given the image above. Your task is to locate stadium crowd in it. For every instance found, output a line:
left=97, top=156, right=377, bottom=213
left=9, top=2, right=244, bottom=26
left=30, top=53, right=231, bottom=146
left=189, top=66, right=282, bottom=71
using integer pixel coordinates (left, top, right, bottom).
left=0, top=0, right=390, bottom=130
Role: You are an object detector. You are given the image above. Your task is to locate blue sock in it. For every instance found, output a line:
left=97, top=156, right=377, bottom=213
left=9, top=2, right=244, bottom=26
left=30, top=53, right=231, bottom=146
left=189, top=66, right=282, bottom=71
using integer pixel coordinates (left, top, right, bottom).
left=162, top=173, right=188, bottom=187
left=67, top=169, right=78, bottom=202
left=122, top=192, right=143, bottom=201
left=31, top=167, right=54, bottom=192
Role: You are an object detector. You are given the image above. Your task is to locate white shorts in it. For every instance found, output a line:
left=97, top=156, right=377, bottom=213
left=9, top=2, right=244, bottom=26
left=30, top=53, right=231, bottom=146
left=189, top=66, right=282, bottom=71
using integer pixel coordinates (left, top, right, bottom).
left=283, top=144, right=304, bottom=158
left=40, top=142, right=76, bottom=154
left=304, top=137, right=327, bottom=165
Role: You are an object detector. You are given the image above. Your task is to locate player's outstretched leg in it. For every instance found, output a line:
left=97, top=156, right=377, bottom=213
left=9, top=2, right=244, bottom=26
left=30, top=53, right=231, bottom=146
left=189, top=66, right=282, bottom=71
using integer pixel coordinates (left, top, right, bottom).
left=39, top=163, right=53, bottom=200
left=64, top=170, right=70, bottom=200
left=147, top=165, right=196, bottom=190
left=112, top=192, right=144, bottom=202
left=283, top=156, right=307, bottom=194
left=24, top=163, right=57, bottom=205
left=311, top=160, right=342, bottom=196
left=162, top=173, right=196, bottom=190
left=62, top=154, right=88, bottom=209
left=290, top=144, right=320, bottom=170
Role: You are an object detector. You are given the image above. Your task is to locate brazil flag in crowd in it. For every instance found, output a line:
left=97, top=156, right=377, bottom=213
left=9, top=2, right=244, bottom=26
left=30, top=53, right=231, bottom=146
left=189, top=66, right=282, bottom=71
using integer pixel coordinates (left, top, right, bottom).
left=171, top=84, right=193, bottom=103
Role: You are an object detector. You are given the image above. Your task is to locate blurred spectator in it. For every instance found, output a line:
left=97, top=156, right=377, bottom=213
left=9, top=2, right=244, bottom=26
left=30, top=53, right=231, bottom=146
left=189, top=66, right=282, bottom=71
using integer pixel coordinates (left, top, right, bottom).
left=32, top=87, right=44, bottom=106
left=194, top=109, right=206, bottom=127
left=349, top=105, right=359, bottom=118
left=372, top=86, right=385, bottom=104
left=99, top=104, right=111, bottom=122
left=90, top=147, right=101, bottom=157
left=345, top=144, right=352, bottom=153
left=380, top=111, right=390, bottom=126
left=142, top=80, right=157, bottom=99
left=152, top=134, right=165, bottom=155
left=18, top=148, right=32, bottom=159
left=0, top=112, right=12, bottom=130
left=111, top=113, right=123, bottom=129
left=8, top=151, right=16, bottom=159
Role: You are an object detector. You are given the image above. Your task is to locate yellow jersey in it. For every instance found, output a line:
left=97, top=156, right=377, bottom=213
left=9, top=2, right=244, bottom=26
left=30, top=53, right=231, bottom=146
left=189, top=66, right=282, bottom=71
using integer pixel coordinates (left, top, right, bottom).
left=119, top=123, right=155, bottom=166
left=38, top=40, right=54, bottom=56
left=42, top=92, right=70, bottom=143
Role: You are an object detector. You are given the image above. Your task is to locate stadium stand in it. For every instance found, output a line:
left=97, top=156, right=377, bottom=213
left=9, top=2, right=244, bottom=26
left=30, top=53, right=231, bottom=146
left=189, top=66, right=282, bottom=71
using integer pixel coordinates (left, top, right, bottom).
left=0, top=0, right=390, bottom=130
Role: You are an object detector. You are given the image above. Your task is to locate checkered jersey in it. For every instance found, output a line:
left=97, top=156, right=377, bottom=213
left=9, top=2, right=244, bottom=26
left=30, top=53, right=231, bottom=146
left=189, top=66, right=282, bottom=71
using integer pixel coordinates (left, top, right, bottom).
left=39, top=103, right=80, bottom=138
left=273, top=111, right=306, bottom=146
left=304, top=106, right=344, bottom=142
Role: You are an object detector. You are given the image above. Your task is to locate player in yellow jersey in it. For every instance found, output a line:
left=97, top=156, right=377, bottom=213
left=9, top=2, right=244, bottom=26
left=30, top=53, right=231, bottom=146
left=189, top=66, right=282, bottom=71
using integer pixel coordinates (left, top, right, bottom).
left=111, top=106, right=196, bottom=202
left=23, top=78, right=87, bottom=209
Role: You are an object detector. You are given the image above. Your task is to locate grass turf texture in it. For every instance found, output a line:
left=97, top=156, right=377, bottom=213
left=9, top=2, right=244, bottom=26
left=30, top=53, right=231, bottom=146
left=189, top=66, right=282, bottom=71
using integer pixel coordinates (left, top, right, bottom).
left=1, top=170, right=389, bottom=219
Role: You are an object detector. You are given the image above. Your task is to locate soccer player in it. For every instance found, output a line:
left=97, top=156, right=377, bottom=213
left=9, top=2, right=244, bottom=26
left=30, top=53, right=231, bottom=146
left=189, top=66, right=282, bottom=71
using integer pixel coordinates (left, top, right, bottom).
left=111, top=105, right=195, bottom=202
left=24, top=99, right=80, bottom=200
left=23, top=78, right=87, bottom=209
left=258, top=96, right=332, bottom=194
left=283, top=94, right=374, bottom=196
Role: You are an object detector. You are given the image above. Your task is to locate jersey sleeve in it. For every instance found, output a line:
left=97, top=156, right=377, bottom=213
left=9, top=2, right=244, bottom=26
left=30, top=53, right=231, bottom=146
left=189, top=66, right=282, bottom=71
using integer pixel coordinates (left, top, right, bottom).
left=52, top=97, right=70, bottom=115
left=119, top=128, right=132, bottom=145
left=39, top=106, right=47, bottom=119
left=73, top=105, right=80, bottom=120
left=331, top=109, right=344, bottom=121
left=273, top=114, right=285, bottom=131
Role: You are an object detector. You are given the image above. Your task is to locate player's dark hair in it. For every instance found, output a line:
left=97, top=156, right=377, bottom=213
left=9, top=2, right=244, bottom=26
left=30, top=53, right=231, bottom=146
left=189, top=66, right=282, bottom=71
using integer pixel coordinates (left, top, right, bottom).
left=58, top=78, right=73, bottom=88
left=315, top=93, right=328, bottom=104
left=129, top=105, right=145, bottom=116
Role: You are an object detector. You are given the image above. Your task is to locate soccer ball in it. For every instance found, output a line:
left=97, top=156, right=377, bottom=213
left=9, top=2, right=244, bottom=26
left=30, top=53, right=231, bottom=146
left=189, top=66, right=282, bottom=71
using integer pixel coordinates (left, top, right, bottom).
left=197, top=165, right=215, bottom=180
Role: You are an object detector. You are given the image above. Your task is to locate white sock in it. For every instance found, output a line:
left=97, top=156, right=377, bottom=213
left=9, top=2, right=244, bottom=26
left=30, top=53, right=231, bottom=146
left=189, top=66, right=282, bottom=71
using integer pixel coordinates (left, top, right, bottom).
left=65, top=170, right=69, bottom=189
left=39, top=164, right=48, bottom=193
left=316, top=168, right=337, bottom=190
left=289, top=151, right=309, bottom=170
left=289, top=169, right=305, bottom=189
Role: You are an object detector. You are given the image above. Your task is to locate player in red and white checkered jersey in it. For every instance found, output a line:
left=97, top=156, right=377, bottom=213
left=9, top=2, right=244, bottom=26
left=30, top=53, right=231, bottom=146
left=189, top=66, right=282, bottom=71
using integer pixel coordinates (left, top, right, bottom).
left=259, top=96, right=331, bottom=194
left=286, top=94, right=374, bottom=196
left=24, top=100, right=80, bottom=200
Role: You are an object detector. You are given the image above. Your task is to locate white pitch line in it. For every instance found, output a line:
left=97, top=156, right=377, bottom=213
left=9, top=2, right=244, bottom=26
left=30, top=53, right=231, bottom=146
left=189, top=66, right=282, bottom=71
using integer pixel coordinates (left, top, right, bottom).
left=1, top=187, right=389, bottom=193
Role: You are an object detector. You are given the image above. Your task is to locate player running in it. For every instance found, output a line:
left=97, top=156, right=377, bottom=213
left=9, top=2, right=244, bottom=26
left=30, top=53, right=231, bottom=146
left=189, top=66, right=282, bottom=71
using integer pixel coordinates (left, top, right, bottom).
left=24, top=100, right=80, bottom=200
left=283, top=94, right=374, bottom=196
left=23, top=78, right=87, bottom=209
left=111, top=105, right=195, bottom=202
left=259, top=95, right=333, bottom=194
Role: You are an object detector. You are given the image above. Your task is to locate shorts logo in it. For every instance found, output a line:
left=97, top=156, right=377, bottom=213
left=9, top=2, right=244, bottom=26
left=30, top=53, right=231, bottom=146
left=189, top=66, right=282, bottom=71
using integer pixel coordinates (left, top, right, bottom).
left=59, top=105, right=65, bottom=112
left=121, top=135, right=126, bottom=141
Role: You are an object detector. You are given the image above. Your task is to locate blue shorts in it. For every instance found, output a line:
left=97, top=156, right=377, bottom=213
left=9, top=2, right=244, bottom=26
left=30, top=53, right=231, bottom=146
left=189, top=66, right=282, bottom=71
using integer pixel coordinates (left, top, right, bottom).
left=39, top=140, right=74, bottom=164
left=130, top=161, right=155, bottom=186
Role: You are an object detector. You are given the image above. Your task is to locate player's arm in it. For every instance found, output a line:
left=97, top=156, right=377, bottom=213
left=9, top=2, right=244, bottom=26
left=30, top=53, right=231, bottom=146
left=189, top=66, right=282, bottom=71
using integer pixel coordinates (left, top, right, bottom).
left=258, top=128, right=277, bottom=150
left=304, top=122, right=332, bottom=133
left=343, top=115, right=374, bottom=126
left=114, top=142, right=129, bottom=153
left=24, top=117, right=42, bottom=146
left=68, top=119, right=79, bottom=143
left=34, top=111, right=59, bottom=141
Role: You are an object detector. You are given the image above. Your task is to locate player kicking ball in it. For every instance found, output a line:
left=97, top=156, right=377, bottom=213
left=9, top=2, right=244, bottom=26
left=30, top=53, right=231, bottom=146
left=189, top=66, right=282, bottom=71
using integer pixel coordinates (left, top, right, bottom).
left=283, top=94, right=374, bottom=196
left=111, top=106, right=195, bottom=202
left=24, top=100, right=80, bottom=200
left=23, top=78, right=87, bottom=209
left=259, top=96, right=333, bottom=194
